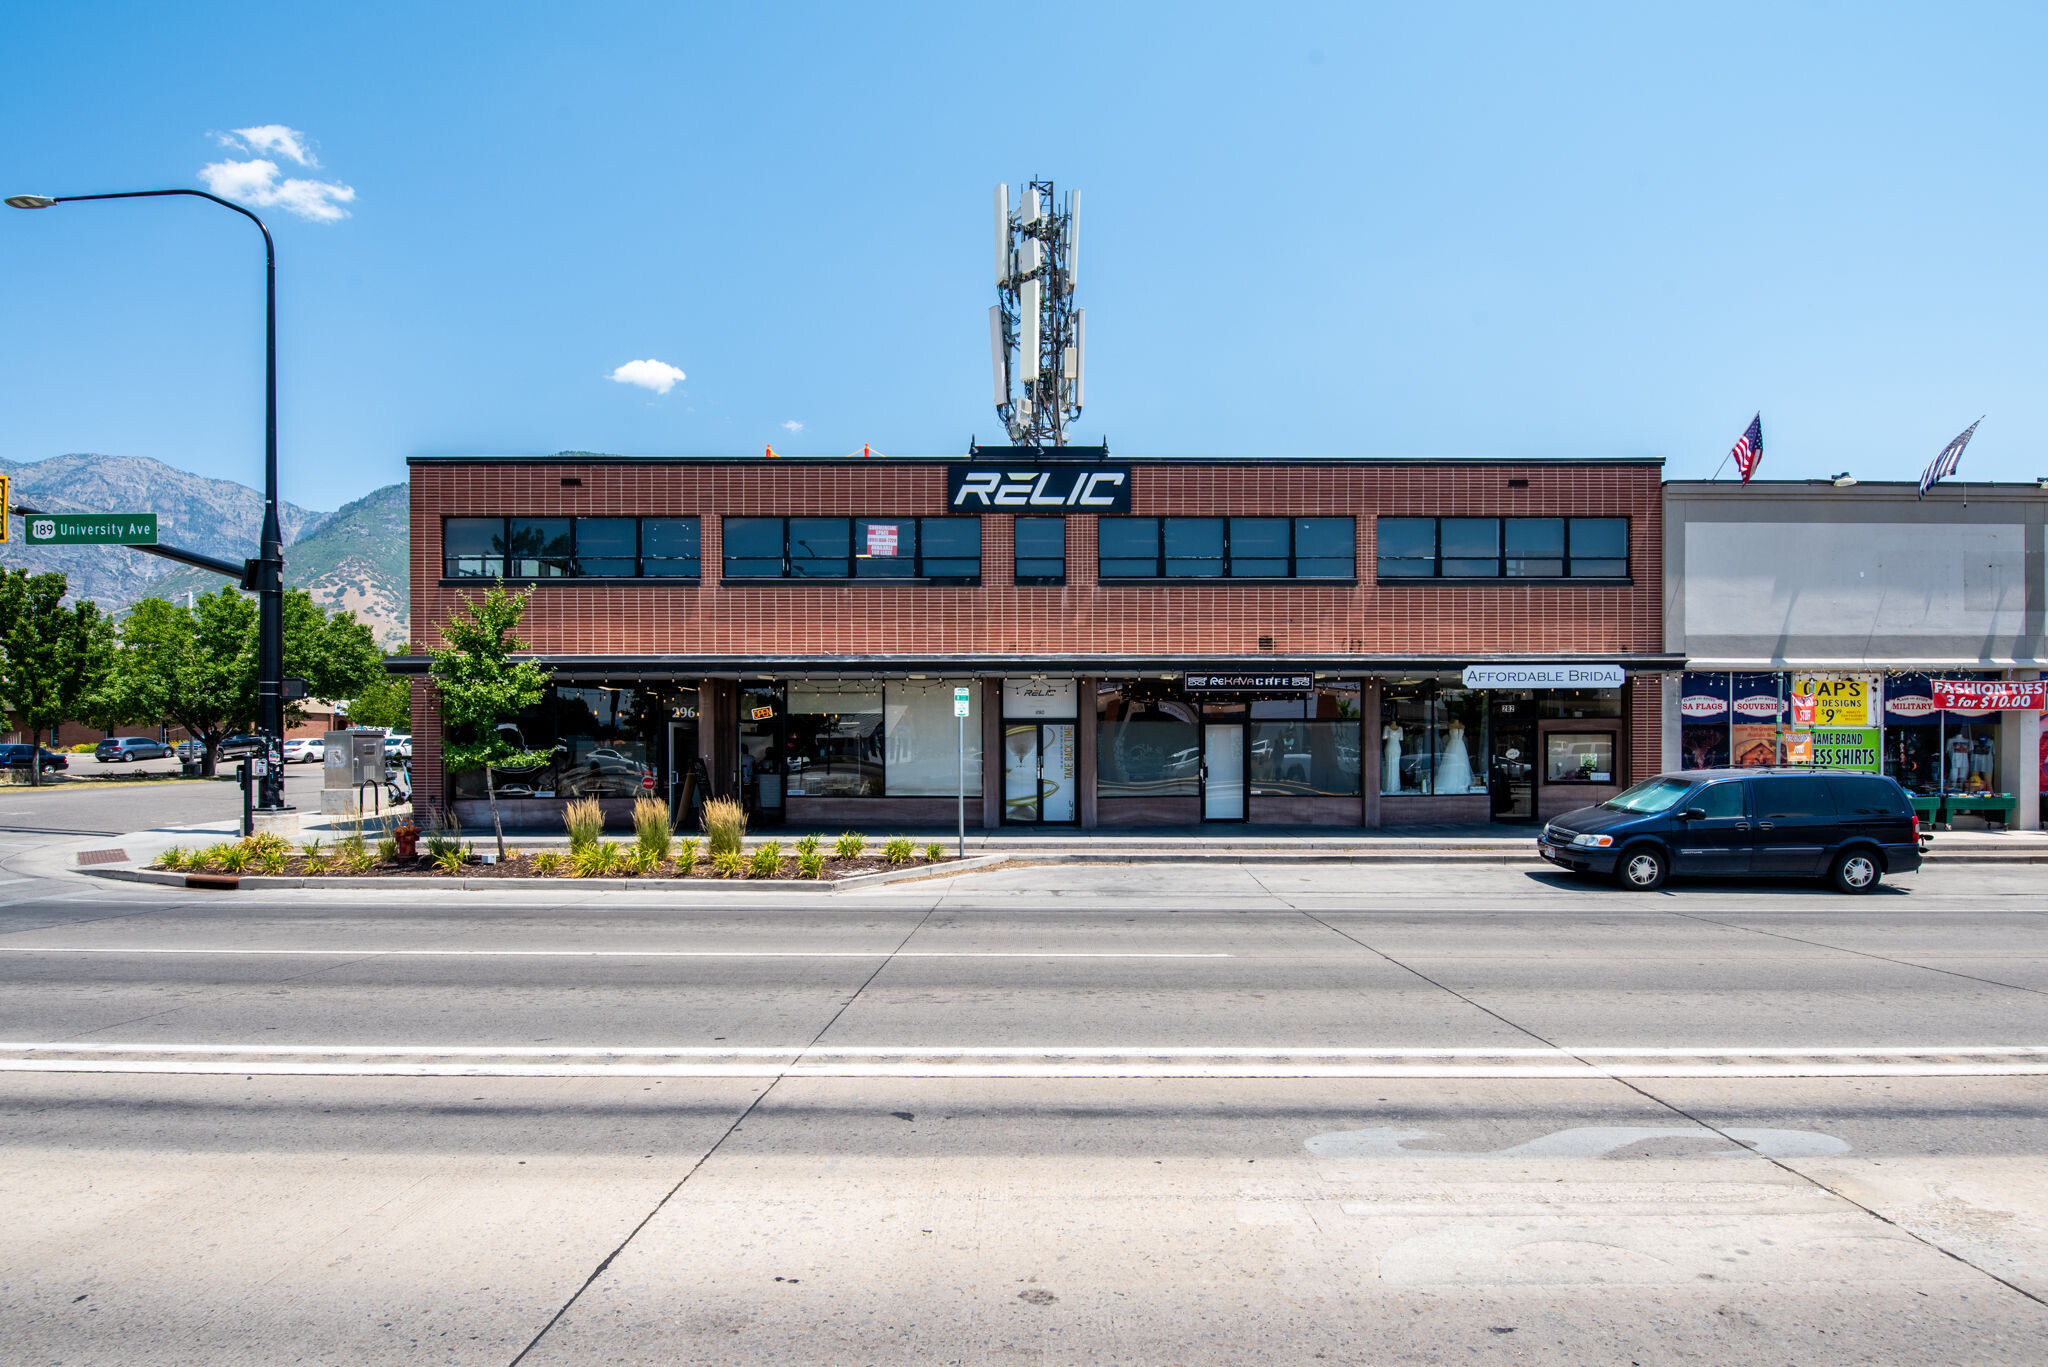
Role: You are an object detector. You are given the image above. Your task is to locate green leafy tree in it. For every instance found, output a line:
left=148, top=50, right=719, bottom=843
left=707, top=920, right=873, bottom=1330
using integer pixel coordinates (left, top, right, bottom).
left=0, top=568, right=117, bottom=786
left=428, top=584, right=551, bottom=859
left=344, top=656, right=414, bottom=732
left=112, top=586, right=386, bottom=776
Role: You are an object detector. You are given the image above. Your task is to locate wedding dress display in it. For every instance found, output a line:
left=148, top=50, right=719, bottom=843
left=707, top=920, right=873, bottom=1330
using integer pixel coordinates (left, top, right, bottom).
left=1436, top=720, right=1475, bottom=792
left=1382, top=724, right=1404, bottom=794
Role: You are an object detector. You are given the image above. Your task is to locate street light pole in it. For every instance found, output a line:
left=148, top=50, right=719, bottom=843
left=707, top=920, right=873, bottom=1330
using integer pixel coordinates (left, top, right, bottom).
left=6, top=189, right=288, bottom=810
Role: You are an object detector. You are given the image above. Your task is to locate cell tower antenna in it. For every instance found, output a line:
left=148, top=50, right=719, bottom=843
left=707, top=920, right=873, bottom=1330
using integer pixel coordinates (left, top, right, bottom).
left=990, top=180, right=1084, bottom=446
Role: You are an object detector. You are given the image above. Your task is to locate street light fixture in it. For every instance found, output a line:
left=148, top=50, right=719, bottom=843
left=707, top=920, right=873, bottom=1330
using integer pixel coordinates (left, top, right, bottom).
left=1831, top=472, right=1858, bottom=487
left=6, top=187, right=288, bottom=811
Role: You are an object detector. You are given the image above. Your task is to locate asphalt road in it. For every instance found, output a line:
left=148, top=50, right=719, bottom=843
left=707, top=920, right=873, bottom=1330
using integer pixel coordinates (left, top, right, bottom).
left=2, top=863, right=2044, bottom=1364
left=0, top=760, right=330, bottom=836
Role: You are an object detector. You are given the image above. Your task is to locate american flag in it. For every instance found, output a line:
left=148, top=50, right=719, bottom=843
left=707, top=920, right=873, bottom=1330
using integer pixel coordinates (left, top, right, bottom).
left=1730, top=414, right=1762, bottom=482
left=1918, top=419, right=1980, bottom=499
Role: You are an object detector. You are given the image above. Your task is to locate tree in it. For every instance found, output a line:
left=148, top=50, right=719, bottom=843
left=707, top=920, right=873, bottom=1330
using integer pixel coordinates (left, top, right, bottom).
left=344, top=656, right=414, bottom=732
left=0, top=568, right=116, bottom=787
left=111, top=585, right=387, bottom=776
left=428, top=584, right=551, bottom=859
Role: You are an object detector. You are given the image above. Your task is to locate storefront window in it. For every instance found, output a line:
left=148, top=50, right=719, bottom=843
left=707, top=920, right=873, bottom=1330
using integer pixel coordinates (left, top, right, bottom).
left=1098, top=683, right=1199, bottom=797
left=1433, top=688, right=1490, bottom=794
left=1539, top=689, right=1622, bottom=719
left=1546, top=732, right=1616, bottom=784
left=1249, top=685, right=1363, bottom=797
left=553, top=686, right=653, bottom=797
left=787, top=683, right=883, bottom=796
left=1679, top=671, right=1731, bottom=769
left=884, top=680, right=983, bottom=797
left=1379, top=684, right=1433, bottom=794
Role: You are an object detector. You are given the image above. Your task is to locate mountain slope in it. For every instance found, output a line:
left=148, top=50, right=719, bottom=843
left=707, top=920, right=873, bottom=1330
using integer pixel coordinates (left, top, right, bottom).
left=122, top=482, right=411, bottom=646
left=1, top=453, right=410, bottom=644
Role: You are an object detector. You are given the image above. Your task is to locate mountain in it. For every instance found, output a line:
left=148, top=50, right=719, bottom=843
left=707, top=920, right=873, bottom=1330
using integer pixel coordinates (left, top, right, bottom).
left=1, top=453, right=411, bottom=645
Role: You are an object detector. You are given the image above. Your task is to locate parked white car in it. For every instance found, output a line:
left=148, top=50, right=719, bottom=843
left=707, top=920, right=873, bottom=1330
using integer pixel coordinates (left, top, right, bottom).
left=383, top=733, right=413, bottom=758
left=283, top=737, right=326, bottom=764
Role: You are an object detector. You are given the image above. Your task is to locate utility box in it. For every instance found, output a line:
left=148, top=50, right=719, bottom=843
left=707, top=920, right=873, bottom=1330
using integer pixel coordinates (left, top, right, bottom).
left=321, top=730, right=388, bottom=815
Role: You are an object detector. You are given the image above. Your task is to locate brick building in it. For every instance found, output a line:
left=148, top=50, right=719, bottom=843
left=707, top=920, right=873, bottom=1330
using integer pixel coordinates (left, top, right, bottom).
left=399, top=452, right=1674, bottom=829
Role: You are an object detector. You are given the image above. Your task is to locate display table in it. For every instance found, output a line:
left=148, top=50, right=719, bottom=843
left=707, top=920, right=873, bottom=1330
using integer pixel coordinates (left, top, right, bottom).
left=1909, top=795, right=1944, bottom=822
left=1943, top=793, right=2017, bottom=829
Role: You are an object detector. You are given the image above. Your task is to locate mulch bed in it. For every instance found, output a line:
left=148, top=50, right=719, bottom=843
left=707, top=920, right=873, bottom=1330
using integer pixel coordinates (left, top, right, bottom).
left=150, top=851, right=957, bottom=881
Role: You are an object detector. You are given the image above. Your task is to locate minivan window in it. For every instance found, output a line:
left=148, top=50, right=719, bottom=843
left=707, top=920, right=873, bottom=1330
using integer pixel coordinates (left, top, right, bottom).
left=1603, top=777, right=1693, bottom=814
left=1752, top=777, right=1836, bottom=820
left=1826, top=776, right=1906, bottom=817
left=1693, top=782, right=1745, bottom=820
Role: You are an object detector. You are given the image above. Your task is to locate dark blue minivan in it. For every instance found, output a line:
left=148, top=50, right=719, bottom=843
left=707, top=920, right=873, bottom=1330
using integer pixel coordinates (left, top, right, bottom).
left=1538, top=768, right=1923, bottom=893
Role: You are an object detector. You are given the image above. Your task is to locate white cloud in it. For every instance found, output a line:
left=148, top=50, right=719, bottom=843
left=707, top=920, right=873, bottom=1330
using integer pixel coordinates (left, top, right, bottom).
left=229, top=124, right=319, bottom=167
left=199, top=126, right=355, bottom=222
left=781, top=420, right=804, bottom=433
left=609, top=359, right=687, bottom=394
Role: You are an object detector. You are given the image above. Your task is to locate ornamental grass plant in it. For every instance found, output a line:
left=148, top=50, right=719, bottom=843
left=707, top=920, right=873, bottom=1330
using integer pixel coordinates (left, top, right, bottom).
left=632, top=795, right=672, bottom=864
left=564, top=796, right=605, bottom=853
left=702, top=797, right=747, bottom=859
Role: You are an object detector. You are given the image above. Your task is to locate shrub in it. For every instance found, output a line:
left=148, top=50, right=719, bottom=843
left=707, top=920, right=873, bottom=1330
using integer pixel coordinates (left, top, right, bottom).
left=216, top=843, right=255, bottom=874
left=258, top=848, right=290, bottom=876
left=627, top=845, right=661, bottom=875
left=333, top=833, right=374, bottom=874
left=834, top=831, right=865, bottom=860
left=748, top=842, right=782, bottom=878
left=675, top=837, right=700, bottom=873
left=797, top=850, right=826, bottom=879
left=376, top=837, right=399, bottom=864
left=246, top=830, right=291, bottom=857
left=156, top=846, right=190, bottom=871
left=530, top=849, right=565, bottom=875
left=425, top=825, right=462, bottom=860
left=194, top=841, right=236, bottom=871
left=632, top=794, right=672, bottom=863
left=702, top=796, right=747, bottom=859
left=563, top=796, right=605, bottom=852
left=794, top=834, right=820, bottom=860
left=572, top=841, right=623, bottom=878
left=923, top=841, right=945, bottom=863
left=883, top=837, right=914, bottom=865
left=711, top=849, right=744, bottom=878
left=433, top=846, right=467, bottom=873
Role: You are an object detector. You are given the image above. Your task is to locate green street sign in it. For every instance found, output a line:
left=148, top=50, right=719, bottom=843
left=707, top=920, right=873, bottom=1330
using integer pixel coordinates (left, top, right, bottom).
left=24, top=513, right=157, bottom=546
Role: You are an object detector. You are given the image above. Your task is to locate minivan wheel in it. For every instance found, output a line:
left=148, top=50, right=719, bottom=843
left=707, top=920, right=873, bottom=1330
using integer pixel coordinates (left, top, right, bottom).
left=1830, top=850, right=1881, bottom=895
left=1615, top=845, right=1668, bottom=892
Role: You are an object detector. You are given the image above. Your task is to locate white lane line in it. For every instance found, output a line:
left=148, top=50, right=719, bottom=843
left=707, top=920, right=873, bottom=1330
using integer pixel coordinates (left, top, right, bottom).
left=0, top=948, right=1229, bottom=959
left=12, top=1057, right=2048, bottom=1065
left=1, top=1043, right=2043, bottom=1079
left=1, top=1061, right=2044, bottom=1079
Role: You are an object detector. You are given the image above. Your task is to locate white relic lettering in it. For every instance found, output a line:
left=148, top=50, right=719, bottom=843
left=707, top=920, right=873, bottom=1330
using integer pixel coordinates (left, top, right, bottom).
left=1029, top=472, right=1068, bottom=506
left=954, top=471, right=1001, bottom=506
left=1077, top=471, right=1125, bottom=507
left=994, top=472, right=1035, bottom=506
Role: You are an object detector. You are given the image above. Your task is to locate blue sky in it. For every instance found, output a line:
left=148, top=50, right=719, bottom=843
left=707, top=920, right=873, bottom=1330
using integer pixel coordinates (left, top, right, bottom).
left=3, top=2, right=2045, bottom=510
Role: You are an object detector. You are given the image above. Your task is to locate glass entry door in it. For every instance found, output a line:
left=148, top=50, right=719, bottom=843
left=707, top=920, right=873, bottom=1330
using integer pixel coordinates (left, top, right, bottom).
left=667, top=720, right=701, bottom=828
left=738, top=685, right=785, bottom=826
left=1003, top=722, right=1077, bottom=824
left=1202, top=722, right=1247, bottom=821
left=1489, top=710, right=1536, bottom=822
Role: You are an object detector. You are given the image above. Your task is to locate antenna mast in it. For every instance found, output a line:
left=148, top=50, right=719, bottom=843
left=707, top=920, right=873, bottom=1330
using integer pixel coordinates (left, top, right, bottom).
left=990, top=180, right=1084, bottom=446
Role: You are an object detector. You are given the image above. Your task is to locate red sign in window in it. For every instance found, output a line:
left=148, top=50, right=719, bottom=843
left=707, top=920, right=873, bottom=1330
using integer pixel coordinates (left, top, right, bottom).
left=1931, top=680, right=2045, bottom=711
left=866, top=524, right=899, bottom=557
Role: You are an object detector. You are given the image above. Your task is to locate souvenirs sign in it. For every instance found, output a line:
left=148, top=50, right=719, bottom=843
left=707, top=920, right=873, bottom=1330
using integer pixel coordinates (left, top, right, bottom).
left=1931, top=679, right=2045, bottom=711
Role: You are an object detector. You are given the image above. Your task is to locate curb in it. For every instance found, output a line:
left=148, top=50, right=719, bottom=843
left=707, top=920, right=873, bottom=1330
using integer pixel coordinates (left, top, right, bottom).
left=84, top=854, right=1008, bottom=894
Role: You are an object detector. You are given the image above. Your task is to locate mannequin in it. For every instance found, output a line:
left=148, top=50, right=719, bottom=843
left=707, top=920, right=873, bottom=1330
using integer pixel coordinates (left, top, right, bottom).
left=1436, top=719, right=1474, bottom=792
left=1382, top=723, right=1404, bottom=794
left=1948, top=734, right=1972, bottom=787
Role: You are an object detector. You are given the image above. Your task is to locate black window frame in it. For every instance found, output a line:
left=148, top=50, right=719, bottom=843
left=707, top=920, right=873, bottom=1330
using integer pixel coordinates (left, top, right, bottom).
left=1374, top=517, right=1631, bottom=583
left=1095, top=517, right=1357, bottom=582
left=718, top=516, right=982, bottom=585
left=1013, top=516, right=1067, bottom=586
left=441, top=516, right=703, bottom=582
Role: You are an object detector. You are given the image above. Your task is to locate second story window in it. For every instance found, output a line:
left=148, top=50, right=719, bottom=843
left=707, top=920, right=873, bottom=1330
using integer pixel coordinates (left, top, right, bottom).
left=1096, top=517, right=1356, bottom=581
left=1375, top=516, right=1629, bottom=581
left=442, top=516, right=701, bottom=580
left=1014, top=517, right=1066, bottom=585
left=721, top=517, right=982, bottom=583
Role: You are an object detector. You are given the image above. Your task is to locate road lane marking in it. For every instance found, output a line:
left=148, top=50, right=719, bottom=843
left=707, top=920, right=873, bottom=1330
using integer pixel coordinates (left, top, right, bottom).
left=0, top=948, right=1229, bottom=959
left=1308, top=1124, right=1852, bottom=1159
left=0, top=1044, right=2042, bottom=1079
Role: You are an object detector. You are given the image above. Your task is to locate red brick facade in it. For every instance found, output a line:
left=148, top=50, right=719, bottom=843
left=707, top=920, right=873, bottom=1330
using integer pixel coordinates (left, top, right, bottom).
left=405, top=456, right=1669, bottom=826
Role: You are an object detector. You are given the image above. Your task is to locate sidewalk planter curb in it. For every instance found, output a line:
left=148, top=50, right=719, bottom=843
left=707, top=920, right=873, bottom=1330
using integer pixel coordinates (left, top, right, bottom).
left=83, top=855, right=1009, bottom=893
